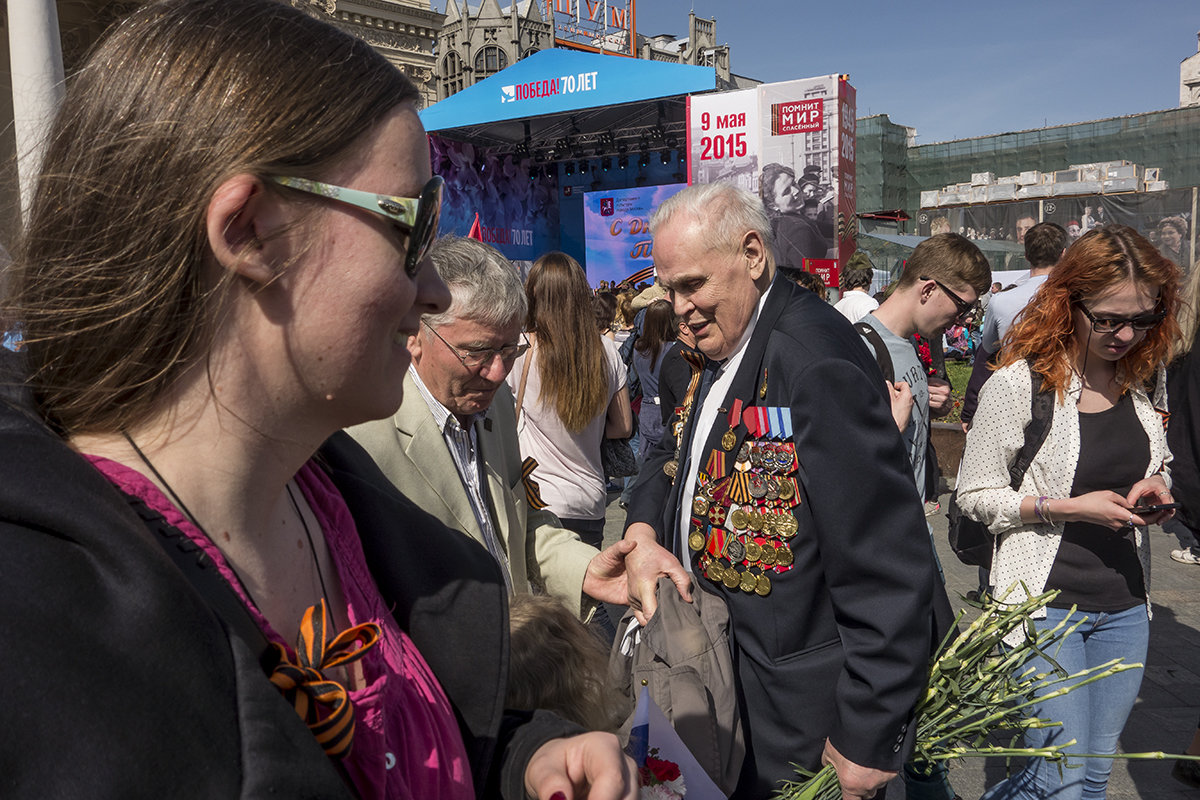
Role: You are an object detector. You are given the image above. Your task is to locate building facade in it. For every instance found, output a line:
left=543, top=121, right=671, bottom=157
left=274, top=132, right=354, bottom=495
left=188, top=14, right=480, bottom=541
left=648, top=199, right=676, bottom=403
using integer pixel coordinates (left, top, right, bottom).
left=434, top=1, right=748, bottom=101
left=0, top=0, right=442, bottom=250
left=1183, top=31, right=1200, bottom=108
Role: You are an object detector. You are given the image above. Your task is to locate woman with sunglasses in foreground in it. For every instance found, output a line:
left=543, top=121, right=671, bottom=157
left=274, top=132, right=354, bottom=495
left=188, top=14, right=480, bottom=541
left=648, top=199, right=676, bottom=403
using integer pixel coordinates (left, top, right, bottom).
left=0, top=1, right=635, bottom=798
left=956, top=225, right=1179, bottom=800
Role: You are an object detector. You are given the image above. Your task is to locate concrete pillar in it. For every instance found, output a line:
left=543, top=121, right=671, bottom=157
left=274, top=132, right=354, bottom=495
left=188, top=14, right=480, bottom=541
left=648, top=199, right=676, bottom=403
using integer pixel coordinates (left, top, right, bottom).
left=9, top=0, right=66, bottom=223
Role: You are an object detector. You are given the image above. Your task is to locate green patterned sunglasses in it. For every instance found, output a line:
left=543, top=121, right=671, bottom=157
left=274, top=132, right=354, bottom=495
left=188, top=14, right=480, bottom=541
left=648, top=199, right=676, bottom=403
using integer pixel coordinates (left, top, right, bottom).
left=270, top=175, right=443, bottom=277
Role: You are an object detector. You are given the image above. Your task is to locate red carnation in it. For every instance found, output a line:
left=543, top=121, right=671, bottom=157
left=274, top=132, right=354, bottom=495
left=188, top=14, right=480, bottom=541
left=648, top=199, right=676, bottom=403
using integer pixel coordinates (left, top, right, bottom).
left=645, top=756, right=681, bottom=783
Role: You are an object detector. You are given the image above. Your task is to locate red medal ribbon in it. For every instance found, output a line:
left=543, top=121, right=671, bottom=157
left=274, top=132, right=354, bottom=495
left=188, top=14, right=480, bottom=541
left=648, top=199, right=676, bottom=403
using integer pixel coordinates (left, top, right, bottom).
left=743, top=406, right=759, bottom=437
left=727, top=398, right=743, bottom=433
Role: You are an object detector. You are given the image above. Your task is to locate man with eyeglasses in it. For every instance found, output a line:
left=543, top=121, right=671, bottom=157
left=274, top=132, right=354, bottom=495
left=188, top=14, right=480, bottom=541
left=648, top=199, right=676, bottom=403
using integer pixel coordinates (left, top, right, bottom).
left=853, top=232, right=990, bottom=799
left=348, top=235, right=631, bottom=618
left=860, top=234, right=991, bottom=490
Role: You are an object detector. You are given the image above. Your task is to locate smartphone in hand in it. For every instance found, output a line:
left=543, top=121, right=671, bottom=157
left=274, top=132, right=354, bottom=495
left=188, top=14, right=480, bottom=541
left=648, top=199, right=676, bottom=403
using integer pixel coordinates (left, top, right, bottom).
left=1131, top=502, right=1181, bottom=515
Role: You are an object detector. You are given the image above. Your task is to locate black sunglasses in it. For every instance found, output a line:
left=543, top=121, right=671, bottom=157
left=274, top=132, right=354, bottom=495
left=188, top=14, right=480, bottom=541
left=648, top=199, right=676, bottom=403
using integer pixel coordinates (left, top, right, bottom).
left=923, top=277, right=976, bottom=321
left=269, top=175, right=443, bottom=277
left=1076, top=303, right=1165, bottom=334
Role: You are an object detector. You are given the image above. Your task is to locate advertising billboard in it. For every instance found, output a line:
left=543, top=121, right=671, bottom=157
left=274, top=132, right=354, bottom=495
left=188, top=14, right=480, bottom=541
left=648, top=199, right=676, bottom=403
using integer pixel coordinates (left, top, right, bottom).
left=917, top=188, right=1197, bottom=271
left=689, top=75, right=856, bottom=288
left=583, top=183, right=687, bottom=288
left=430, top=136, right=559, bottom=263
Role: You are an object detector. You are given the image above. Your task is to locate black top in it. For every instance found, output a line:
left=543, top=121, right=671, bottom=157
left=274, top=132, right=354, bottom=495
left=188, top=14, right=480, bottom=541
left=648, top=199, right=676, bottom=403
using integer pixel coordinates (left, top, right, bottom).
left=657, top=342, right=702, bottom=427
left=1168, top=349, right=1200, bottom=531
left=1047, top=392, right=1149, bottom=611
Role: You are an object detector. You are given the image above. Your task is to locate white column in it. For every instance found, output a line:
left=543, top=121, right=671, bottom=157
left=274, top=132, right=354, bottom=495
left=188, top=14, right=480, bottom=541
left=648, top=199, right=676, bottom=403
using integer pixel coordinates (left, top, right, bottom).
left=9, top=0, right=66, bottom=223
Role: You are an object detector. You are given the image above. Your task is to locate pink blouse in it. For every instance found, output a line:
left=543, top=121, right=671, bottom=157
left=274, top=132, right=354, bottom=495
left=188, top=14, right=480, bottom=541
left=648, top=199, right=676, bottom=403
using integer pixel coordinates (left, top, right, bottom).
left=88, top=456, right=475, bottom=800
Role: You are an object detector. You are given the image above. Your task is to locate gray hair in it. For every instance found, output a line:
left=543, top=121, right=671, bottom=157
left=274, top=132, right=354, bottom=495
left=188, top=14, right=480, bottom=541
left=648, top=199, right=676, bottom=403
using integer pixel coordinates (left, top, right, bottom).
left=425, top=235, right=527, bottom=329
left=650, top=182, right=774, bottom=256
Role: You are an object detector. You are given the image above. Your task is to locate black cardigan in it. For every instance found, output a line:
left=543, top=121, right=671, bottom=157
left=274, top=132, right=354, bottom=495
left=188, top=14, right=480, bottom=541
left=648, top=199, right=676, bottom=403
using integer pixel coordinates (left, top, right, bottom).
left=0, top=396, right=576, bottom=798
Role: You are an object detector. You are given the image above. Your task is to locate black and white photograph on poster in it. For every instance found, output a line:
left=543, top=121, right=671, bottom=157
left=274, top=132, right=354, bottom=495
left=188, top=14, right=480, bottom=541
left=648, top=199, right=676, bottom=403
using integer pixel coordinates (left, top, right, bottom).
left=919, top=191, right=1197, bottom=272
left=757, top=76, right=841, bottom=267
left=1041, top=192, right=1196, bottom=271
left=917, top=201, right=1040, bottom=245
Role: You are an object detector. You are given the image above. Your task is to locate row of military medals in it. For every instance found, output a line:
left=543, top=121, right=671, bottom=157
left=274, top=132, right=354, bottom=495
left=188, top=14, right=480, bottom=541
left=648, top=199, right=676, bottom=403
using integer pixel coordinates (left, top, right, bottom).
left=688, top=398, right=800, bottom=597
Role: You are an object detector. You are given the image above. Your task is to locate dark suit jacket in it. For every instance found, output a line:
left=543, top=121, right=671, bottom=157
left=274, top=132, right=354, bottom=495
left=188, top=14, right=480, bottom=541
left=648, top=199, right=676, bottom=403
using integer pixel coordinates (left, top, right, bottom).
left=626, top=275, right=937, bottom=798
left=0, top=399, right=575, bottom=798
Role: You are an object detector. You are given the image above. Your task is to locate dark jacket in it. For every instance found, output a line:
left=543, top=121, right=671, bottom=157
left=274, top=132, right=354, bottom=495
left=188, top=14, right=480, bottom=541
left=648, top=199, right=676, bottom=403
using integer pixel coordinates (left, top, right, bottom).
left=0, top=398, right=575, bottom=798
left=1168, top=348, right=1200, bottom=531
left=626, top=275, right=938, bottom=798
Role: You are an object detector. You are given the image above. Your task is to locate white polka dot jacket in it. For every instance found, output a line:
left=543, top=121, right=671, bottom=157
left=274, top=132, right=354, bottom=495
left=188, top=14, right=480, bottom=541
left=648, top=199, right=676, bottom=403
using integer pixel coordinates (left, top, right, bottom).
left=956, top=360, right=1170, bottom=645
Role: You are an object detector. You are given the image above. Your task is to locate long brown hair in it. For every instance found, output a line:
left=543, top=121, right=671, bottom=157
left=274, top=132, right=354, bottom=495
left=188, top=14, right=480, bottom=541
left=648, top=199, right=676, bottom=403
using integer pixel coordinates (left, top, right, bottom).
left=634, top=299, right=677, bottom=366
left=999, top=225, right=1180, bottom=399
left=9, top=0, right=417, bottom=436
left=526, top=252, right=608, bottom=431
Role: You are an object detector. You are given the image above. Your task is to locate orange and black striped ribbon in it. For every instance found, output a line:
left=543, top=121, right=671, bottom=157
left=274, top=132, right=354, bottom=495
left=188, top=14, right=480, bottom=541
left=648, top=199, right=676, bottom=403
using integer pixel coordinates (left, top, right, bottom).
left=680, top=349, right=707, bottom=405
left=268, top=599, right=381, bottom=759
left=521, top=456, right=548, bottom=510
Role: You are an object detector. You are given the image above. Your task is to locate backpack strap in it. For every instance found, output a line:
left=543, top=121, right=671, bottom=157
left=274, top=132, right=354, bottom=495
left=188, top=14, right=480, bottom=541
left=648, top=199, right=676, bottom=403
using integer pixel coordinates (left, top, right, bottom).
left=1007, top=369, right=1053, bottom=490
left=854, top=320, right=894, bottom=383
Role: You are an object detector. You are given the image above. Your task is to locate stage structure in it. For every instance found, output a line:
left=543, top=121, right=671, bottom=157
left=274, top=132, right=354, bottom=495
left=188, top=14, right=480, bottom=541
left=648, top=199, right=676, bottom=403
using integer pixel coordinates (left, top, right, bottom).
left=421, top=47, right=715, bottom=274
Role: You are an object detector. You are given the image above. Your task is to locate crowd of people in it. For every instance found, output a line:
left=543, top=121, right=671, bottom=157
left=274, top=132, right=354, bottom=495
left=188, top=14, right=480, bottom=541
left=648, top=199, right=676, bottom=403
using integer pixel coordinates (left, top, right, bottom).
left=3, top=3, right=1200, bottom=800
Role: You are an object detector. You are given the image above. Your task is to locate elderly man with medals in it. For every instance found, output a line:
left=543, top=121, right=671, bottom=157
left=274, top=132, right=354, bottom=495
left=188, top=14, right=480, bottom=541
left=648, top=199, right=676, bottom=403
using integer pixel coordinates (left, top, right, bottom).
left=621, top=183, right=940, bottom=800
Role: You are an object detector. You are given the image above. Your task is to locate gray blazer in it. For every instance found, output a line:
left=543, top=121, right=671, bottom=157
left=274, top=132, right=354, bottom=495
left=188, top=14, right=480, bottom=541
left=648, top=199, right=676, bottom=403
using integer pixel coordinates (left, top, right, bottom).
left=347, top=373, right=596, bottom=616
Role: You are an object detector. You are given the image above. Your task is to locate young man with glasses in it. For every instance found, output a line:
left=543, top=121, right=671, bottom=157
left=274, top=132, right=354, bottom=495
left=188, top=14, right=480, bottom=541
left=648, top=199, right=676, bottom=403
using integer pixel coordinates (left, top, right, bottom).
left=854, top=232, right=990, bottom=800
left=347, top=235, right=632, bottom=619
left=859, top=233, right=992, bottom=498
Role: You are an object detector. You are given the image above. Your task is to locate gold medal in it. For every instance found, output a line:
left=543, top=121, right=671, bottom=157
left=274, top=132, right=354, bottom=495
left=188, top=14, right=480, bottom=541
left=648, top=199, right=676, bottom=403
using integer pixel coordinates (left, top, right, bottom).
left=692, top=496, right=710, bottom=516
left=730, top=508, right=749, bottom=530
left=777, top=515, right=799, bottom=538
left=760, top=543, right=778, bottom=566
left=776, top=542, right=794, bottom=566
left=721, top=399, right=742, bottom=451
left=745, top=539, right=762, bottom=563
left=778, top=479, right=794, bottom=500
left=688, top=530, right=706, bottom=552
left=747, top=511, right=764, bottom=532
left=723, top=567, right=741, bottom=590
left=739, top=570, right=757, bottom=593
left=664, top=459, right=678, bottom=478
left=706, top=560, right=723, bottom=583
left=755, top=572, right=772, bottom=596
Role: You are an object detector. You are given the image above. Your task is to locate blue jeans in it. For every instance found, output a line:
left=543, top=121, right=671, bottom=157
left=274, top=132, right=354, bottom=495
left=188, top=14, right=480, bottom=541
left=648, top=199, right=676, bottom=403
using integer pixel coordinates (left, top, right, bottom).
left=981, top=604, right=1148, bottom=800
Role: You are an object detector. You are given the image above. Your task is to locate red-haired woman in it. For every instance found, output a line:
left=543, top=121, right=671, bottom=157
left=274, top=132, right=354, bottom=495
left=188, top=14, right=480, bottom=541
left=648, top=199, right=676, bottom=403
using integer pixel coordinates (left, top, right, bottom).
left=958, top=225, right=1180, bottom=800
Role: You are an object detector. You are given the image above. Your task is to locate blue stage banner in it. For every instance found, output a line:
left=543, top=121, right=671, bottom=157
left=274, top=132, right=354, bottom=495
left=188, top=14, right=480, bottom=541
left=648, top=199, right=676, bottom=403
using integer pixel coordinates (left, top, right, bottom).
left=430, top=136, right=559, bottom=262
left=583, top=183, right=686, bottom=288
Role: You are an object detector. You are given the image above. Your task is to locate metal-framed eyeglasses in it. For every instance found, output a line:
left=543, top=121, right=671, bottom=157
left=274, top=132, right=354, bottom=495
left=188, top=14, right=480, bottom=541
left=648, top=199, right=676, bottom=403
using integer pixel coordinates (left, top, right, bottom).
left=923, top=276, right=977, bottom=322
left=422, top=319, right=530, bottom=370
left=1076, top=303, right=1165, bottom=334
left=268, top=175, right=443, bottom=277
